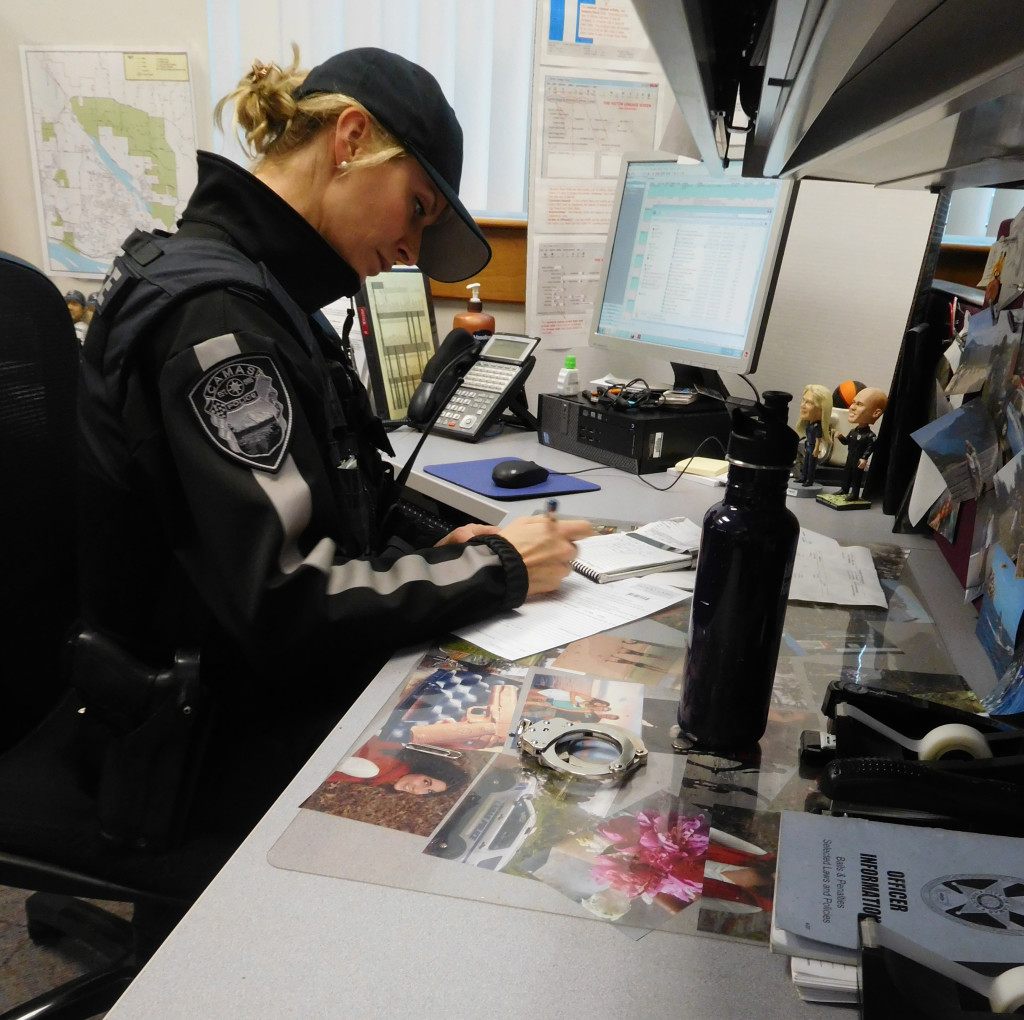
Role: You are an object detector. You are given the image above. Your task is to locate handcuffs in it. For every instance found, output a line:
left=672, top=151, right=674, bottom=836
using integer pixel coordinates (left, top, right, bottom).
left=517, top=717, right=647, bottom=779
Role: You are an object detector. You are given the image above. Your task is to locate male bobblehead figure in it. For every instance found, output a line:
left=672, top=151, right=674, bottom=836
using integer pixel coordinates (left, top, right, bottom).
left=836, top=387, right=887, bottom=500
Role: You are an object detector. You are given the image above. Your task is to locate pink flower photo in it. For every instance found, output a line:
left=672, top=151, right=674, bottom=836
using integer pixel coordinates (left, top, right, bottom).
left=528, top=790, right=710, bottom=929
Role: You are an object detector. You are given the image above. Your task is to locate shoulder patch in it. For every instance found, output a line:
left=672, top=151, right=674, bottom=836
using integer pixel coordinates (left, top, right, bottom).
left=189, top=354, right=293, bottom=472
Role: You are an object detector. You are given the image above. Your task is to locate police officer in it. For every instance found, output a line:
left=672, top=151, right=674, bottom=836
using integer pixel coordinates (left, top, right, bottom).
left=77, top=48, right=591, bottom=858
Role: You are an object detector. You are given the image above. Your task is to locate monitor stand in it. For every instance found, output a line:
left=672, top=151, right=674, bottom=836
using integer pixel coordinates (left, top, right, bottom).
left=670, top=363, right=726, bottom=400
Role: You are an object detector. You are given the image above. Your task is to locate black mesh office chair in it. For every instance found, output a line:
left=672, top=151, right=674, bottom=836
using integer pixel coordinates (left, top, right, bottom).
left=0, top=253, right=233, bottom=1020
left=0, top=252, right=79, bottom=750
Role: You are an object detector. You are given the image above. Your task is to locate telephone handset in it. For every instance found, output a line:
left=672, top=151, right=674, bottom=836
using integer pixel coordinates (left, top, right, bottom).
left=406, top=327, right=482, bottom=426
left=377, top=330, right=540, bottom=546
left=425, top=332, right=540, bottom=441
left=407, top=331, right=541, bottom=441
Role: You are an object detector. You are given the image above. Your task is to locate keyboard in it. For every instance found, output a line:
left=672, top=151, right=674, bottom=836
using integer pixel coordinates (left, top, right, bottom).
left=393, top=497, right=461, bottom=544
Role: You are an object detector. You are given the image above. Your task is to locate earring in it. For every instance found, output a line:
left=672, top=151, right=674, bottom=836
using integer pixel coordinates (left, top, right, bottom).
left=338, top=160, right=349, bottom=171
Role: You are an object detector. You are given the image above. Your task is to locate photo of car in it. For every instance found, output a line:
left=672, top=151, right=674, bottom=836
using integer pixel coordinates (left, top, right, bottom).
left=426, top=762, right=539, bottom=872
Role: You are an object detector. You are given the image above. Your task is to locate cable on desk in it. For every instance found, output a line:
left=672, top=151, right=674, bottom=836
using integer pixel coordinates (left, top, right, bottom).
left=545, top=434, right=728, bottom=491
left=636, top=434, right=729, bottom=492
left=547, top=465, right=606, bottom=476
left=624, top=373, right=760, bottom=492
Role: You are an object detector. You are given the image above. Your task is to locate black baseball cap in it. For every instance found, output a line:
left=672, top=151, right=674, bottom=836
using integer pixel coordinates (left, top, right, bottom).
left=294, top=47, right=491, bottom=283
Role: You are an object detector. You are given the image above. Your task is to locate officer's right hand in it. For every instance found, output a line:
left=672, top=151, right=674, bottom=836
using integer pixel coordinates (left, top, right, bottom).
left=498, top=515, right=594, bottom=597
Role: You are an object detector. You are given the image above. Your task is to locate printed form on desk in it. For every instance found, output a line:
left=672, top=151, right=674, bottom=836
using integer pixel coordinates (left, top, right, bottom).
left=452, top=573, right=686, bottom=660
left=788, top=529, right=887, bottom=608
left=454, top=526, right=885, bottom=660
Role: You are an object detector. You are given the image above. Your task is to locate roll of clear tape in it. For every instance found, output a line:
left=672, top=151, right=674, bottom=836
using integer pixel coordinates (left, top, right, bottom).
left=989, top=966, right=1024, bottom=1014
left=915, top=722, right=993, bottom=761
left=834, top=704, right=993, bottom=760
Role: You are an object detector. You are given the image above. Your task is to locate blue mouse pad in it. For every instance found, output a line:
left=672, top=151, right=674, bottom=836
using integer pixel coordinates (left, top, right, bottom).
left=424, top=457, right=601, bottom=501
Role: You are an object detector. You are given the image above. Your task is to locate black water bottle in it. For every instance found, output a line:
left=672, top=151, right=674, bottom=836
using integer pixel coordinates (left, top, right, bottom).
left=676, top=391, right=800, bottom=753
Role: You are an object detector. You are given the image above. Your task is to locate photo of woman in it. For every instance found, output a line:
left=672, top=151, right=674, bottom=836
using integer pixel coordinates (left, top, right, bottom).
left=301, top=733, right=489, bottom=836
left=519, top=671, right=643, bottom=733
left=328, top=736, right=468, bottom=796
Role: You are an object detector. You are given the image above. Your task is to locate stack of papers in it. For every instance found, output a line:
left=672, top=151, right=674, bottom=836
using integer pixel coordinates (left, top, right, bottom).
left=668, top=456, right=729, bottom=486
left=788, top=958, right=858, bottom=1004
left=453, top=573, right=686, bottom=661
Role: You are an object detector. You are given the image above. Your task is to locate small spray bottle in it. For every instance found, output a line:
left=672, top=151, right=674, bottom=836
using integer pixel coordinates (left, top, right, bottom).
left=556, top=356, right=579, bottom=396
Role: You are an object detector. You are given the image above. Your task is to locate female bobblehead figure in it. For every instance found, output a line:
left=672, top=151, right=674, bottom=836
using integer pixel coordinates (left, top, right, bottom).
left=76, top=47, right=592, bottom=876
left=795, top=384, right=834, bottom=486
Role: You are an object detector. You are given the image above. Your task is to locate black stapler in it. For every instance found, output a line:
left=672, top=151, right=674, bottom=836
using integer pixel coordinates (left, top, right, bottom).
left=809, top=755, right=1024, bottom=836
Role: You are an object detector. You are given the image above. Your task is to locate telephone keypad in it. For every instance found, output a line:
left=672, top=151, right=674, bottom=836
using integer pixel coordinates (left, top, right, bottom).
left=439, top=362, right=523, bottom=435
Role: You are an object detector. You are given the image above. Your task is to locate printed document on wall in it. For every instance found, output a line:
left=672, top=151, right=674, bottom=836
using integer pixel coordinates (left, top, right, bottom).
left=530, top=240, right=607, bottom=347
left=527, top=0, right=674, bottom=348
left=542, top=0, right=660, bottom=69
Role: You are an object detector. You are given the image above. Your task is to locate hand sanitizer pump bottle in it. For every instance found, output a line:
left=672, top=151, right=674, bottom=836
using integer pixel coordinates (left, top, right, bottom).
left=675, top=391, right=800, bottom=753
left=452, top=282, right=495, bottom=337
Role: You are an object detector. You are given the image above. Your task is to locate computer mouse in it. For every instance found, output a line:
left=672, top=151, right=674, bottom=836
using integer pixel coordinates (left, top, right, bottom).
left=491, top=459, right=550, bottom=489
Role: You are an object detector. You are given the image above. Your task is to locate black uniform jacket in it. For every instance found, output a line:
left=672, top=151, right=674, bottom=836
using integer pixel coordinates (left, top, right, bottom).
left=77, top=153, right=527, bottom=811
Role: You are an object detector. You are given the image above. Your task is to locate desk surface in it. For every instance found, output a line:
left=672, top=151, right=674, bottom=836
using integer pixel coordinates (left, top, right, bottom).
left=106, top=429, right=997, bottom=1020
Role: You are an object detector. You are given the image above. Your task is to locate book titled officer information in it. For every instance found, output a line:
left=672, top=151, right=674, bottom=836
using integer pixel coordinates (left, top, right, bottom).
left=569, top=517, right=703, bottom=583
left=771, top=811, right=1024, bottom=967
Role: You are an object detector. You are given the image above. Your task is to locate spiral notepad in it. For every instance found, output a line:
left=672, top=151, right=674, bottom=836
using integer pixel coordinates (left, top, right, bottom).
left=570, top=520, right=700, bottom=583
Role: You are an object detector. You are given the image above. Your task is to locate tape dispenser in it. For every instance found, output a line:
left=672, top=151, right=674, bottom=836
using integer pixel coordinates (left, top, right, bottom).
left=801, top=681, right=1024, bottom=835
left=801, top=680, right=1024, bottom=765
left=859, top=917, right=1024, bottom=1018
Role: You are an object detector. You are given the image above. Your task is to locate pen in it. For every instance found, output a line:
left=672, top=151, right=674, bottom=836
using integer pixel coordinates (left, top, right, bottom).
left=545, top=497, right=559, bottom=522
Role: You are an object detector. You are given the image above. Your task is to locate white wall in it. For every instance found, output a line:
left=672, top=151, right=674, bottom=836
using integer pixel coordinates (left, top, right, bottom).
left=0, top=0, right=211, bottom=296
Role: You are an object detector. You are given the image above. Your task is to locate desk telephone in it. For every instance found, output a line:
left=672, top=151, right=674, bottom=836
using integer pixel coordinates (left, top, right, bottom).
left=406, top=329, right=540, bottom=441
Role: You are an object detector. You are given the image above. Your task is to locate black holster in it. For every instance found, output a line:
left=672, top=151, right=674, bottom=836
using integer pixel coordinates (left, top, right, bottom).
left=71, top=628, right=213, bottom=852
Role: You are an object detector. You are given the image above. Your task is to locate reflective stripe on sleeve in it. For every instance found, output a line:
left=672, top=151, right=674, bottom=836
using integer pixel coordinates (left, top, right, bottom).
left=325, top=542, right=498, bottom=596
left=194, top=332, right=244, bottom=370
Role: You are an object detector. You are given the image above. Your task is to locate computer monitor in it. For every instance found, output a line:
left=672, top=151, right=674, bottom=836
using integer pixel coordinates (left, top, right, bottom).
left=355, top=266, right=440, bottom=420
left=590, top=153, right=798, bottom=395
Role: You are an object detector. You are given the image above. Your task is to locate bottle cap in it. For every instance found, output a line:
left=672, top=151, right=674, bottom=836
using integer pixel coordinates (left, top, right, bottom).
left=465, top=282, right=482, bottom=310
left=564, top=356, right=577, bottom=369
left=726, top=390, right=799, bottom=468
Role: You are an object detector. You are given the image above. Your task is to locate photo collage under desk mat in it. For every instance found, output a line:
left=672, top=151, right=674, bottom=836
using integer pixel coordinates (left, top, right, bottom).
left=268, top=544, right=981, bottom=945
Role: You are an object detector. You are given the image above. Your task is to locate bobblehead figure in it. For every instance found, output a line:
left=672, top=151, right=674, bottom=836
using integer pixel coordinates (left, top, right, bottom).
left=790, top=384, right=833, bottom=497
left=816, top=386, right=887, bottom=511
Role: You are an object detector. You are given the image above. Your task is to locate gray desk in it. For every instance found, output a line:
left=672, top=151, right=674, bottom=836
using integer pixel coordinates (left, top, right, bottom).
left=105, top=429, right=996, bottom=1020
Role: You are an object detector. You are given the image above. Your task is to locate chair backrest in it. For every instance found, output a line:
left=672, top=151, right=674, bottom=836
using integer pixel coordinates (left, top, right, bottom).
left=0, top=252, right=80, bottom=748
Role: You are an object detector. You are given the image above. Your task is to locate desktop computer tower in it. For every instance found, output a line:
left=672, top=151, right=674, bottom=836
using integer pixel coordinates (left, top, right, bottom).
left=537, top=393, right=732, bottom=474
